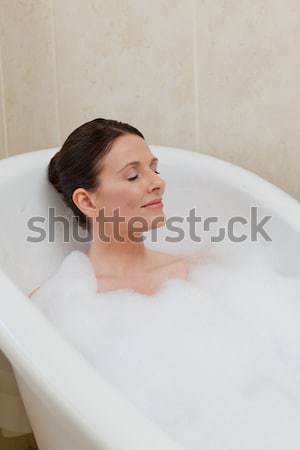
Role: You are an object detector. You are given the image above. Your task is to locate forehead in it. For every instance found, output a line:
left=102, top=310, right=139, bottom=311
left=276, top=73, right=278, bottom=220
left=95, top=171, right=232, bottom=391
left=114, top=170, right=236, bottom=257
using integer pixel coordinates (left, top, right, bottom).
left=103, top=134, right=154, bottom=171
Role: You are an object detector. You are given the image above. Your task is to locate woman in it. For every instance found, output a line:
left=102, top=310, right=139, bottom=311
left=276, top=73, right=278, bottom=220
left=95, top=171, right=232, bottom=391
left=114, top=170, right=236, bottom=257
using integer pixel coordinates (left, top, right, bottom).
left=30, top=117, right=201, bottom=298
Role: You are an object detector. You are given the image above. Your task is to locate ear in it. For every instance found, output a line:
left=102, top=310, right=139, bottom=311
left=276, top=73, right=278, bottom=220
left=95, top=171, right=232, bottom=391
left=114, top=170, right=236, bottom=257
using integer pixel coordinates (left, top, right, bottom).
left=72, top=188, right=99, bottom=220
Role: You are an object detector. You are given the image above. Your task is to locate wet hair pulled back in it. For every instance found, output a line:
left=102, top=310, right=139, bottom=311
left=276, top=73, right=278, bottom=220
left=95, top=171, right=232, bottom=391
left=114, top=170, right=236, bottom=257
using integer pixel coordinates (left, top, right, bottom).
left=48, top=118, right=144, bottom=231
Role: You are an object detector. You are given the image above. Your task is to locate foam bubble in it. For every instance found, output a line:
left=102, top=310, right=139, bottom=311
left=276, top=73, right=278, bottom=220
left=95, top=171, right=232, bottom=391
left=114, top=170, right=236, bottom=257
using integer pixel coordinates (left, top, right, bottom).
left=31, top=246, right=300, bottom=450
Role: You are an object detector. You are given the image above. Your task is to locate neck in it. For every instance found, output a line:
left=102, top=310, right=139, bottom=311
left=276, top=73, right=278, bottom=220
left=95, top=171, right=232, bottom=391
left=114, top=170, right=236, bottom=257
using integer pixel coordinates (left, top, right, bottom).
left=87, top=228, right=148, bottom=277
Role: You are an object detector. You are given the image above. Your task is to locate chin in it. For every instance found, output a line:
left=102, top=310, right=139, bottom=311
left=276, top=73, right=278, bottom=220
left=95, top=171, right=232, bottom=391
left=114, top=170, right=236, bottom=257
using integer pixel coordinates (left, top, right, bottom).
left=147, top=213, right=166, bottom=230
left=127, top=211, right=166, bottom=234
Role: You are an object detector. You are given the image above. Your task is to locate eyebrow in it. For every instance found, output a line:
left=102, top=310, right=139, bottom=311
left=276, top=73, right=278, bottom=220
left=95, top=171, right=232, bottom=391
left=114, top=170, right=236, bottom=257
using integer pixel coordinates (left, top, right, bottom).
left=117, top=157, right=158, bottom=173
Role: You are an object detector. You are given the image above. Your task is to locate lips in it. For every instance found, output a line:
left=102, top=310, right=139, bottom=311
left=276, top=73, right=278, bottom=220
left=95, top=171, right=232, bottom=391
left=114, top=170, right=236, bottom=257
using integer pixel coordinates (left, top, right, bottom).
left=141, top=198, right=163, bottom=207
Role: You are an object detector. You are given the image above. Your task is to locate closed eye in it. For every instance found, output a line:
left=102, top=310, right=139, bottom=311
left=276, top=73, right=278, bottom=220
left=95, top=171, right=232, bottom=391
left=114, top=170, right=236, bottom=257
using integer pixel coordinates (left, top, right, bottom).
left=127, top=174, right=138, bottom=181
left=127, top=169, right=160, bottom=182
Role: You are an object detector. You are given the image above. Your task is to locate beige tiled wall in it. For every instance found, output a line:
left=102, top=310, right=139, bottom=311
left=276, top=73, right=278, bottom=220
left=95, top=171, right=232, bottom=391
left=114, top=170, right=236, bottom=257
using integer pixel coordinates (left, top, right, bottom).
left=0, top=0, right=299, bottom=201
left=0, top=0, right=59, bottom=156
left=196, top=0, right=300, bottom=200
left=0, top=45, right=7, bottom=160
left=53, top=0, right=196, bottom=149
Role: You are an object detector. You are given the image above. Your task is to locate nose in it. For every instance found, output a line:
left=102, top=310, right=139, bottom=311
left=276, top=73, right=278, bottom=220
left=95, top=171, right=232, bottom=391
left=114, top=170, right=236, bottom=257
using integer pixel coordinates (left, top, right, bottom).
left=147, top=172, right=165, bottom=193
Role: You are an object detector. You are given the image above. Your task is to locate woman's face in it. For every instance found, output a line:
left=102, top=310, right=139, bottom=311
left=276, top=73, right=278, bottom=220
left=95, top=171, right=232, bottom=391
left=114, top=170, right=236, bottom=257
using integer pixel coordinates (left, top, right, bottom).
left=92, top=134, right=166, bottom=235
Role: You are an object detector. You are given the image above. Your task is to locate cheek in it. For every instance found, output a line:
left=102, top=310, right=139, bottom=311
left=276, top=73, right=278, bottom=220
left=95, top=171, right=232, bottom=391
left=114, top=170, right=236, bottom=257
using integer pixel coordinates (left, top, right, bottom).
left=102, top=183, right=142, bottom=212
left=121, top=185, right=143, bottom=209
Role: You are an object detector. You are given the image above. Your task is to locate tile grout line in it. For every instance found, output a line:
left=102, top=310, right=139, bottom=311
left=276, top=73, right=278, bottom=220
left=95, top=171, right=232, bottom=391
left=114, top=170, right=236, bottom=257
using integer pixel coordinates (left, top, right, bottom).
left=0, top=41, right=9, bottom=158
left=192, top=0, right=200, bottom=152
left=49, top=0, right=62, bottom=145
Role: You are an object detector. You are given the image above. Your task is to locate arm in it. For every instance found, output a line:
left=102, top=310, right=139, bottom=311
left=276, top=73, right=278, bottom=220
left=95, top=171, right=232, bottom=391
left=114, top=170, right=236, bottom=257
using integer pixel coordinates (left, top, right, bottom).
left=28, top=286, right=40, bottom=299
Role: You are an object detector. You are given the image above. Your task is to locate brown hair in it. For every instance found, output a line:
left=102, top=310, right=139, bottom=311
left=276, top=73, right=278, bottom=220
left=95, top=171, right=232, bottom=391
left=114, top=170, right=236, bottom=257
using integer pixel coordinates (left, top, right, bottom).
left=48, top=118, right=144, bottom=231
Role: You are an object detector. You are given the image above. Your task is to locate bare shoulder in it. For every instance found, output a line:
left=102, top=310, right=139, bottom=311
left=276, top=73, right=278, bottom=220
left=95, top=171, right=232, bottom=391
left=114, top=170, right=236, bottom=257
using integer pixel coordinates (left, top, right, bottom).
left=28, top=286, right=40, bottom=299
left=145, top=249, right=219, bottom=275
left=183, top=251, right=222, bottom=267
left=157, top=250, right=217, bottom=270
left=149, top=250, right=196, bottom=273
left=149, top=250, right=184, bottom=266
left=155, top=250, right=202, bottom=264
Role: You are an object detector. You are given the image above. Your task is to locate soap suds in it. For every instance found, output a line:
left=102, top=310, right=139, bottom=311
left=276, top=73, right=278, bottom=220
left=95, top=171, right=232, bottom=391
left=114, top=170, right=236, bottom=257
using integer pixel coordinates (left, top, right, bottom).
left=30, top=245, right=300, bottom=450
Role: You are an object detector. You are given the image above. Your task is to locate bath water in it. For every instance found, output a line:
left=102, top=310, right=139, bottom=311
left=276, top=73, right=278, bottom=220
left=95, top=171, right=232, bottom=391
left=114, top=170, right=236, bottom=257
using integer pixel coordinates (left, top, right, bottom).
left=30, top=243, right=300, bottom=450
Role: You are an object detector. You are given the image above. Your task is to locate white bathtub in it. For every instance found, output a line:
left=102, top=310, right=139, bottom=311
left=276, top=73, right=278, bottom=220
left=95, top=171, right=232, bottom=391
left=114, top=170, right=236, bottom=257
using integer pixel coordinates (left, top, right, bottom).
left=0, top=145, right=299, bottom=450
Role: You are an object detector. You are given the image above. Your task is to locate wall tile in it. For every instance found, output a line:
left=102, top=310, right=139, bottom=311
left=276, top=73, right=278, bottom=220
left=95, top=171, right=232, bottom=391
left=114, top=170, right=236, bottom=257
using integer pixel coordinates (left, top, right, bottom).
left=0, top=44, right=7, bottom=159
left=53, top=0, right=196, bottom=150
left=0, top=0, right=298, bottom=199
left=195, top=0, right=300, bottom=200
left=0, top=0, right=60, bottom=156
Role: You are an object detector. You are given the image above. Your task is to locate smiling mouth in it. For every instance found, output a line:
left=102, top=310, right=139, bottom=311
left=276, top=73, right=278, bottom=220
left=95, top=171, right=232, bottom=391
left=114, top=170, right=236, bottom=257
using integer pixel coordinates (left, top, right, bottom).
left=141, top=199, right=163, bottom=208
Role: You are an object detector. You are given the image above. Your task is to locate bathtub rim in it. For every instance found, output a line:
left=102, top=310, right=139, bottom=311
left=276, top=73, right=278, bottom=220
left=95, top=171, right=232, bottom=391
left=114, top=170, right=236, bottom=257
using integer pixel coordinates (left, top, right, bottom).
left=0, top=144, right=299, bottom=449
left=0, top=145, right=299, bottom=233
left=0, top=267, right=186, bottom=450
